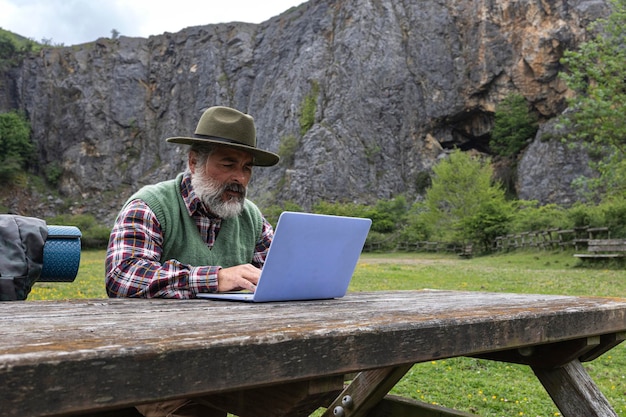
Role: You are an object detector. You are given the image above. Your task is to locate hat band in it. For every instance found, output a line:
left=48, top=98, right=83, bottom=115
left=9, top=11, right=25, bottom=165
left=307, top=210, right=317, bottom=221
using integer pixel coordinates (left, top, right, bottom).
left=193, top=133, right=251, bottom=147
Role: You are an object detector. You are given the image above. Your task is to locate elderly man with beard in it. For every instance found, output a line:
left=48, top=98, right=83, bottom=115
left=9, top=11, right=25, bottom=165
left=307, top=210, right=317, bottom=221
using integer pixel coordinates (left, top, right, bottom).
left=105, top=107, right=279, bottom=416
left=105, top=106, right=280, bottom=300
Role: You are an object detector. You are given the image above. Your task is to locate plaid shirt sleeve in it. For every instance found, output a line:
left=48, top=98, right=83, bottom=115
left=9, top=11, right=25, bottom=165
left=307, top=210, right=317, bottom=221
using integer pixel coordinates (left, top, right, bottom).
left=105, top=199, right=273, bottom=299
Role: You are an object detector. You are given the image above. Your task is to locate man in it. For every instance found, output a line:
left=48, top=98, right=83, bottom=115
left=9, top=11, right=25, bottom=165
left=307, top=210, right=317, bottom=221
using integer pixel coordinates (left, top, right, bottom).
left=105, top=106, right=279, bottom=416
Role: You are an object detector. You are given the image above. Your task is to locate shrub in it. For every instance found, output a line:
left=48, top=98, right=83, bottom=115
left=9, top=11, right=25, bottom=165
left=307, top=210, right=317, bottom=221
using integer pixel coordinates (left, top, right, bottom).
left=399, top=203, right=432, bottom=242
left=261, top=201, right=303, bottom=227
left=0, top=29, right=39, bottom=67
left=600, top=198, right=626, bottom=237
left=566, top=203, right=604, bottom=229
left=45, top=213, right=111, bottom=249
left=313, top=200, right=370, bottom=219
left=0, top=111, right=33, bottom=182
left=461, top=199, right=512, bottom=252
left=510, top=202, right=571, bottom=233
left=299, top=81, right=320, bottom=135
left=44, top=162, right=63, bottom=186
left=313, top=196, right=410, bottom=235
left=365, top=196, right=410, bottom=234
left=278, top=135, right=298, bottom=167
left=365, top=231, right=400, bottom=252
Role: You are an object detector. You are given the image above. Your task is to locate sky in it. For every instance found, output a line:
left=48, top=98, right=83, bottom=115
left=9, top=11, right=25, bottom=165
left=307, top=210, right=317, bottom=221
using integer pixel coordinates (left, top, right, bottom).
left=0, top=0, right=306, bottom=46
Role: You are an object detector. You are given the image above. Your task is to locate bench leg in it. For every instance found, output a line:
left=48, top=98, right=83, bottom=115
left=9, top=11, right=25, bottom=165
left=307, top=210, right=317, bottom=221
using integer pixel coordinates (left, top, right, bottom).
left=533, top=359, right=618, bottom=417
left=321, top=364, right=414, bottom=417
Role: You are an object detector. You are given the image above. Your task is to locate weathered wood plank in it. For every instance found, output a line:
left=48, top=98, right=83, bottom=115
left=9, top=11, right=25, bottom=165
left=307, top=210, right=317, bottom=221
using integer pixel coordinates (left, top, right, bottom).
left=197, top=376, right=344, bottom=417
left=82, top=408, right=143, bottom=417
left=588, top=238, right=626, bottom=246
left=587, top=239, right=626, bottom=253
left=574, top=253, right=625, bottom=258
left=473, top=336, right=602, bottom=368
left=365, top=395, right=476, bottom=417
left=533, top=359, right=619, bottom=417
left=1, top=291, right=625, bottom=416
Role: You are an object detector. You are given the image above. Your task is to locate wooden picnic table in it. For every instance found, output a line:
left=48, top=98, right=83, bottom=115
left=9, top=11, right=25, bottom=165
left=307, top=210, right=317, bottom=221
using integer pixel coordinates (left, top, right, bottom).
left=1, top=290, right=625, bottom=417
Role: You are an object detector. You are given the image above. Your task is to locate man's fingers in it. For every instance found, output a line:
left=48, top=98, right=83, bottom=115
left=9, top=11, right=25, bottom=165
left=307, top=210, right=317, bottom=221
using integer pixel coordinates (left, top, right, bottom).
left=243, top=280, right=257, bottom=292
left=217, top=264, right=261, bottom=292
left=240, top=264, right=261, bottom=285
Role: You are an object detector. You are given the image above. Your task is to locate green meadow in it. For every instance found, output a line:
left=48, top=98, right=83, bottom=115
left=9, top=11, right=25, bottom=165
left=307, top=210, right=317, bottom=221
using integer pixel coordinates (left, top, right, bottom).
left=29, top=250, right=626, bottom=417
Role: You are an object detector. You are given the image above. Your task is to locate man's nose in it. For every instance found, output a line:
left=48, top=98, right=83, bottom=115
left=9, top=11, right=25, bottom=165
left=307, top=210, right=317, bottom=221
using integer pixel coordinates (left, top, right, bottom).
left=231, top=169, right=247, bottom=184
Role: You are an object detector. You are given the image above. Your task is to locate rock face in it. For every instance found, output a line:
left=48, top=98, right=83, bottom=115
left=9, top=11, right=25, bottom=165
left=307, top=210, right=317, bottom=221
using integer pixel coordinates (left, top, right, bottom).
left=518, top=119, right=595, bottom=206
left=0, top=0, right=609, bottom=223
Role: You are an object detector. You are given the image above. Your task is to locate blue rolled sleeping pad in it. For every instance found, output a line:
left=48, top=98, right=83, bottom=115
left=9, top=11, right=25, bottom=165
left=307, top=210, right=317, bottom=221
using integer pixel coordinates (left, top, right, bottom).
left=39, top=225, right=82, bottom=283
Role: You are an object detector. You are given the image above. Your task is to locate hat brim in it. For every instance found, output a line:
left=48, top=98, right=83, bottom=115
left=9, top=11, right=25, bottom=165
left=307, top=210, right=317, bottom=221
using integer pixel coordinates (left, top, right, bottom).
left=166, top=136, right=280, bottom=167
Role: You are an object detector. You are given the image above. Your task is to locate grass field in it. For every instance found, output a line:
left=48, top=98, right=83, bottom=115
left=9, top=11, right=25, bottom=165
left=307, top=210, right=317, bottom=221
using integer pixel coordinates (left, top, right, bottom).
left=28, top=249, right=626, bottom=416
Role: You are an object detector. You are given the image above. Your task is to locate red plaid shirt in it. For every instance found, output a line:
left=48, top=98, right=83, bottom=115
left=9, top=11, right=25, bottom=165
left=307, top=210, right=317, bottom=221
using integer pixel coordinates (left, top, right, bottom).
left=105, top=172, right=273, bottom=298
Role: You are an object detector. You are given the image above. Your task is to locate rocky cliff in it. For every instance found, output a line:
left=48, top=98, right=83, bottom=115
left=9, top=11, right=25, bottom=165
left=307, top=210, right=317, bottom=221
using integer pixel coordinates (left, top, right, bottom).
left=1, top=0, right=609, bottom=223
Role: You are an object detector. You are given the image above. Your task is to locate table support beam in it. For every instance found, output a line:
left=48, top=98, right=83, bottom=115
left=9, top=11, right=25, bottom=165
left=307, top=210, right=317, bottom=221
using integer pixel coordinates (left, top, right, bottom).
left=533, top=359, right=618, bottom=417
left=580, top=332, right=626, bottom=362
left=473, top=336, right=601, bottom=368
left=197, top=375, right=344, bottom=417
left=365, top=395, right=475, bottom=417
left=321, top=364, right=414, bottom=417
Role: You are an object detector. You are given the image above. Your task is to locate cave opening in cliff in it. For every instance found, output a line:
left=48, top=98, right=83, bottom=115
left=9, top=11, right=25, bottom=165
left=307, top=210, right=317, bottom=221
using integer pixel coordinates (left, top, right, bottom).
left=434, top=108, right=494, bottom=154
left=442, top=131, right=492, bottom=154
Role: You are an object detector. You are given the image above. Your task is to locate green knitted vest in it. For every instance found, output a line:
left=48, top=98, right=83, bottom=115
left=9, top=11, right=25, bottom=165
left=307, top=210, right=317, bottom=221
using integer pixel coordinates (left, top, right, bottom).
left=126, top=173, right=263, bottom=267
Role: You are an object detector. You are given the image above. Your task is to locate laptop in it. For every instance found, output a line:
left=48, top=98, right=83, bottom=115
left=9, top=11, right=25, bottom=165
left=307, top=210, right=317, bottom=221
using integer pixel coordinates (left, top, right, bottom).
left=196, top=211, right=372, bottom=302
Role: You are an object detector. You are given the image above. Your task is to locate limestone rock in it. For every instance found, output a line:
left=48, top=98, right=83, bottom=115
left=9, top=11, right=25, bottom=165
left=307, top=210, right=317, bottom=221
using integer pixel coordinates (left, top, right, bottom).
left=0, top=0, right=610, bottom=223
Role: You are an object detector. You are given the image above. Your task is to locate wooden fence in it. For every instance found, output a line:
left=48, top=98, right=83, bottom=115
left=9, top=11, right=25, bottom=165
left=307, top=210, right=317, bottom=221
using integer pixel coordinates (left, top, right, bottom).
left=366, top=226, right=612, bottom=254
left=367, top=241, right=470, bottom=255
left=494, top=226, right=610, bottom=252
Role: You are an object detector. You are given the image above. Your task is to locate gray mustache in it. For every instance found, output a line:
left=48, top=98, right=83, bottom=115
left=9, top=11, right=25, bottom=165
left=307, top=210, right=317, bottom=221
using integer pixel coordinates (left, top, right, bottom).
left=224, top=183, right=246, bottom=194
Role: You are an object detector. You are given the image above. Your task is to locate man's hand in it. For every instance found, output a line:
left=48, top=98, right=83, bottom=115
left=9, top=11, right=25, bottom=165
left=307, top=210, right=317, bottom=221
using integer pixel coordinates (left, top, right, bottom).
left=217, top=264, right=261, bottom=292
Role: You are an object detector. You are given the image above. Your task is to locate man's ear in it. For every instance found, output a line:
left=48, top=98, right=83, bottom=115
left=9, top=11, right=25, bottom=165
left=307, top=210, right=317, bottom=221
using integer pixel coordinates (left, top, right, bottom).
left=188, top=151, right=198, bottom=174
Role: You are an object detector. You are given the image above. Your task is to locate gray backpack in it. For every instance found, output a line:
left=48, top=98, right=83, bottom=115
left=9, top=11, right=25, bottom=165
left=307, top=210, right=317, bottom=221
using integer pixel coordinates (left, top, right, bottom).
left=0, top=215, right=47, bottom=300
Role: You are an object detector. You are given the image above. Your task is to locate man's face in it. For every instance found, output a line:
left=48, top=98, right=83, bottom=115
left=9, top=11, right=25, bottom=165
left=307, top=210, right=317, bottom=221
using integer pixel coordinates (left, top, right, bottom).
left=190, top=146, right=254, bottom=219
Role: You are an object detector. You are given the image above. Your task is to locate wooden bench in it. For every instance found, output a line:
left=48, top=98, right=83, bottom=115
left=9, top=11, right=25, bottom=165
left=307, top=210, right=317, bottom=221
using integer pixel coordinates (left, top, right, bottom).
left=574, top=239, right=626, bottom=260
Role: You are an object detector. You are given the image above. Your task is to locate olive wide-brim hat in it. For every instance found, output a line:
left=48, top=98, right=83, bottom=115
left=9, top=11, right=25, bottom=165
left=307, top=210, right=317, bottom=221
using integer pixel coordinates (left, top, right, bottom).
left=166, top=106, right=280, bottom=167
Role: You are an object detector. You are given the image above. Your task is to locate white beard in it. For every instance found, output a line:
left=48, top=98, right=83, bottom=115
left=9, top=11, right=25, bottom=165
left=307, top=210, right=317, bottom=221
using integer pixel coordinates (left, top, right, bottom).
left=190, top=173, right=246, bottom=219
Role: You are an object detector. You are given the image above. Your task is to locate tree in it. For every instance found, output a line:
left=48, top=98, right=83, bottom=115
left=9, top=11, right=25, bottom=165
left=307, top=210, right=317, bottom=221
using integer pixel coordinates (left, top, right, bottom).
left=490, top=93, right=538, bottom=157
left=0, top=111, right=33, bottom=182
left=419, top=150, right=512, bottom=251
left=559, top=0, right=626, bottom=199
